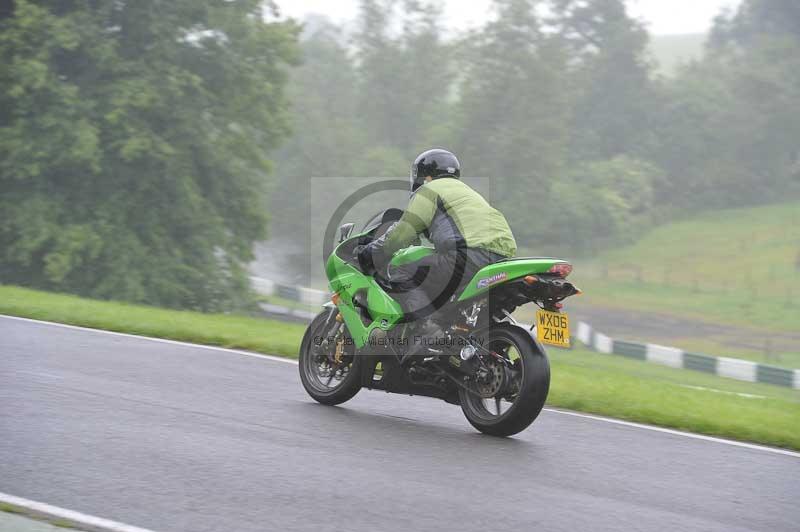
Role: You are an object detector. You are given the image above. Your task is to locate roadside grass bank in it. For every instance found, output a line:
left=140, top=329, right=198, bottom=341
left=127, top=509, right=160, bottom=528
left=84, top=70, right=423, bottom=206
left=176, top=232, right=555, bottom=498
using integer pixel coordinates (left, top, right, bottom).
left=514, top=292, right=800, bottom=369
left=566, top=201, right=799, bottom=333
left=549, top=349, right=800, bottom=450
left=0, top=285, right=306, bottom=358
left=574, top=279, right=798, bottom=333
left=2, top=284, right=798, bottom=450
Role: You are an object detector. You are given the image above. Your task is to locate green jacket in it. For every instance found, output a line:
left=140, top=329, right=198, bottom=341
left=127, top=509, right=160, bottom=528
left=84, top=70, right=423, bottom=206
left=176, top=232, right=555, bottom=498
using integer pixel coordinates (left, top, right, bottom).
left=374, top=178, right=517, bottom=260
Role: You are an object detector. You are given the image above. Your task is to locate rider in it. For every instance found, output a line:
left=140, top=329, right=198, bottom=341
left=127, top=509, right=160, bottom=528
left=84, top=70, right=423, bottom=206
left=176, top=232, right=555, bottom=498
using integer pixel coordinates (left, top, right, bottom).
left=357, top=148, right=517, bottom=342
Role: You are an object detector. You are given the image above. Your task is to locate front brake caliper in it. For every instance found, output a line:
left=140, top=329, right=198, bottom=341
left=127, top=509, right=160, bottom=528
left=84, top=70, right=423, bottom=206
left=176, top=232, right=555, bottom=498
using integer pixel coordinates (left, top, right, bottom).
left=334, top=334, right=345, bottom=364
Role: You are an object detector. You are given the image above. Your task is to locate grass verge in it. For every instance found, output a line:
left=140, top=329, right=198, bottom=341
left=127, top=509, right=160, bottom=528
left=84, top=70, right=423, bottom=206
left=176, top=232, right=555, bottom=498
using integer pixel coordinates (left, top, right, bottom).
left=575, top=279, right=799, bottom=333
left=570, top=201, right=800, bottom=332
left=0, top=285, right=307, bottom=358
left=549, top=348, right=799, bottom=450
left=2, top=284, right=798, bottom=450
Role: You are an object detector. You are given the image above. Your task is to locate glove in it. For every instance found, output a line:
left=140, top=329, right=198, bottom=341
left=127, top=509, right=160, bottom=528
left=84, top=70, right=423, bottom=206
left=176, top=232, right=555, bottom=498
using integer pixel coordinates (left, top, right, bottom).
left=355, top=221, right=399, bottom=277
left=353, top=244, right=375, bottom=274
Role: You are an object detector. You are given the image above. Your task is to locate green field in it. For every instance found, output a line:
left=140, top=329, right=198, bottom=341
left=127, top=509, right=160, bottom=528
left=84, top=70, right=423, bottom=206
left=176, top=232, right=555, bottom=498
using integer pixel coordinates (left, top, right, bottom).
left=2, top=284, right=798, bottom=450
left=563, top=202, right=800, bottom=363
left=579, top=202, right=799, bottom=315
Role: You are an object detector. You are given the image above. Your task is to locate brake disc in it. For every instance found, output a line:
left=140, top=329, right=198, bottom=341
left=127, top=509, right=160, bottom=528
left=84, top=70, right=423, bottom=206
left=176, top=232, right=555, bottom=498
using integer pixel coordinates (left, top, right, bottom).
left=475, top=359, right=508, bottom=399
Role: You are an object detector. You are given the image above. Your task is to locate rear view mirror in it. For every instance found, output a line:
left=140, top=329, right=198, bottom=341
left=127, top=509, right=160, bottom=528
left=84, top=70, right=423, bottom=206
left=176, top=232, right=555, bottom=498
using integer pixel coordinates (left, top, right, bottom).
left=339, top=223, right=355, bottom=243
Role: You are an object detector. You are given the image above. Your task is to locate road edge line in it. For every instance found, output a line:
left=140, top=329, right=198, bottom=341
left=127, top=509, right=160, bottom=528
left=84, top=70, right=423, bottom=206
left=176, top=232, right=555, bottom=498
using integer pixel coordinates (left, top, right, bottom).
left=0, top=313, right=296, bottom=365
left=541, top=408, right=800, bottom=458
left=0, top=492, right=158, bottom=532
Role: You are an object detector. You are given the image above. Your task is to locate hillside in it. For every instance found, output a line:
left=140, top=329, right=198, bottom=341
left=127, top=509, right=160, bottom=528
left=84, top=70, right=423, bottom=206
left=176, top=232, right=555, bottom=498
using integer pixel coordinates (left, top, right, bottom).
left=581, top=201, right=799, bottom=301
left=514, top=202, right=799, bottom=361
left=548, top=202, right=800, bottom=365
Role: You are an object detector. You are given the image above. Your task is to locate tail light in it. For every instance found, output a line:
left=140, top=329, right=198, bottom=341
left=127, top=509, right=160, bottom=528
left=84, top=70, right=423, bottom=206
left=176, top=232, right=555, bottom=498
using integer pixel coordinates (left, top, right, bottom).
left=548, top=263, right=573, bottom=278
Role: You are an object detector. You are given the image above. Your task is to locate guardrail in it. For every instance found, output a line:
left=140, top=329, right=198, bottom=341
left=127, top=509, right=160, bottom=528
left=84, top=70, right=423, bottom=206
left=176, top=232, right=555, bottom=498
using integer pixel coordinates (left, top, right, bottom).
left=251, top=276, right=800, bottom=389
left=576, top=321, right=800, bottom=389
left=251, top=276, right=329, bottom=306
left=251, top=276, right=325, bottom=322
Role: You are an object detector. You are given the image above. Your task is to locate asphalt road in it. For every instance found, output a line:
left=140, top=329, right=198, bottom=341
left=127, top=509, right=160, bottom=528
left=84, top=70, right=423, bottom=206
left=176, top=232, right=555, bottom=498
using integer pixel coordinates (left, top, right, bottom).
left=1, top=316, right=798, bottom=532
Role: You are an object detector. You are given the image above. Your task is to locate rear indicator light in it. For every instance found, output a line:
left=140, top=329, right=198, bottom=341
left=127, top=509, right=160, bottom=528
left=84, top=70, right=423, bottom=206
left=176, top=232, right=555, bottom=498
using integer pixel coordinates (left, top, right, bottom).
left=523, top=275, right=538, bottom=285
left=548, top=263, right=573, bottom=278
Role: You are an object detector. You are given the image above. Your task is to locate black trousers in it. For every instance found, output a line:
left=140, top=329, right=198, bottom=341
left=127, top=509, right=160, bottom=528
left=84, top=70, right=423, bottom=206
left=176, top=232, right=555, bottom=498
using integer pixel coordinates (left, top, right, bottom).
left=387, top=248, right=504, bottom=321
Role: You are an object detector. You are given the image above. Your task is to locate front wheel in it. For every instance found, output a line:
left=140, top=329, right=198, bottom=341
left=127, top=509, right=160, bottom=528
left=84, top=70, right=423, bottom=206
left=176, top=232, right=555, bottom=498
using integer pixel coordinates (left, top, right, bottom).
left=458, top=326, right=550, bottom=437
left=299, top=309, right=362, bottom=405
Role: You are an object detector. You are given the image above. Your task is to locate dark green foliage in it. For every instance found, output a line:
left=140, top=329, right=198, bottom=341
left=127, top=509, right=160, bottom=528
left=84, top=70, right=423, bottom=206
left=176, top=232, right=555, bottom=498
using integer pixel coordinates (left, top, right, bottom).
left=0, top=0, right=298, bottom=310
left=651, top=0, right=800, bottom=210
left=355, top=0, right=451, bottom=154
left=551, top=0, right=657, bottom=161
left=454, top=0, right=570, bottom=244
left=546, top=156, right=661, bottom=252
left=268, top=16, right=363, bottom=234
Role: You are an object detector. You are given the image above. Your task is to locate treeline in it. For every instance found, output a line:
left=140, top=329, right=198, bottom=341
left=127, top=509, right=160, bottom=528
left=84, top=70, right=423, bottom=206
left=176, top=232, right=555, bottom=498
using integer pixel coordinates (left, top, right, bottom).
left=1, top=0, right=798, bottom=311
left=272, top=0, right=800, bottom=254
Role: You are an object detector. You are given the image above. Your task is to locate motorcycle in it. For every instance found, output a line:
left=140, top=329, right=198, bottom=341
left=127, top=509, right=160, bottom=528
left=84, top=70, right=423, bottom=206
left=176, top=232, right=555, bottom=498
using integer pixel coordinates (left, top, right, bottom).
left=299, top=208, right=581, bottom=436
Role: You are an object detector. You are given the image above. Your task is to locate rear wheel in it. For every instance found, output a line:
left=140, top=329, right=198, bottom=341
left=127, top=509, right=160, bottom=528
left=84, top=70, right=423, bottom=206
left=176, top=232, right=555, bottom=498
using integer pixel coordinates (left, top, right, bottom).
left=299, top=309, right=362, bottom=405
left=458, top=326, right=550, bottom=436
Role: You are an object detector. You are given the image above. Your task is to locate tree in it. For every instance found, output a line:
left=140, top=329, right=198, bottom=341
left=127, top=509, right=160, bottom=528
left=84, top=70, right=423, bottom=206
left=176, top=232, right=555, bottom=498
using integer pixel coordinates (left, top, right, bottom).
left=649, top=0, right=800, bottom=209
left=354, top=0, right=452, bottom=154
left=709, top=0, right=800, bottom=51
left=545, top=155, right=661, bottom=252
left=455, top=0, right=570, bottom=245
left=270, top=16, right=363, bottom=234
left=549, top=0, right=656, bottom=162
left=0, top=0, right=298, bottom=310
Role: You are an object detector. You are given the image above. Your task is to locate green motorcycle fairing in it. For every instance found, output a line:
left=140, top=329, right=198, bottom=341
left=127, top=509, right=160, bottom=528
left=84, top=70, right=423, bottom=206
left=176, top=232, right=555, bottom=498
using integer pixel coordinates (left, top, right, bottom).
left=389, top=245, right=436, bottom=266
left=326, top=241, right=404, bottom=348
left=326, top=234, right=569, bottom=348
left=458, top=257, right=568, bottom=300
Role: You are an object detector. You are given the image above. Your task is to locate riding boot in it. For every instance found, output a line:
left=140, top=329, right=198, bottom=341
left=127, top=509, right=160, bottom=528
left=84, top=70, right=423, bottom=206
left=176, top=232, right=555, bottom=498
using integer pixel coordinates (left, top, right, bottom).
left=401, top=317, right=445, bottom=365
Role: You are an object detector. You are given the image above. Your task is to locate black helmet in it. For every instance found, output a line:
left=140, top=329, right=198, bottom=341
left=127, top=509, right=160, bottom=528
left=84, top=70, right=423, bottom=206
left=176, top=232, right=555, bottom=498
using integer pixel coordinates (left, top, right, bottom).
left=410, top=148, right=461, bottom=192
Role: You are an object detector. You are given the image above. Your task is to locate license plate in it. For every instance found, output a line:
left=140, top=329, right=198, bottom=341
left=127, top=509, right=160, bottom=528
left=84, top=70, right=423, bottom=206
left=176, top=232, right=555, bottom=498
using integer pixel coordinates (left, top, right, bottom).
left=535, top=309, right=570, bottom=348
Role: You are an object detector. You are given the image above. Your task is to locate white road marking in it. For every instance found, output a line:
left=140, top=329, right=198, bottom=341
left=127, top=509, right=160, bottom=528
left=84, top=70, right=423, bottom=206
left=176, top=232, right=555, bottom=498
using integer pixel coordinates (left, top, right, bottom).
left=0, top=314, right=296, bottom=365
left=2, top=314, right=798, bottom=459
left=11, top=370, right=65, bottom=380
left=0, top=491, right=157, bottom=532
left=678, top=383, right=766, bottom=399
left=543, top=409, right=800, bottom=458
